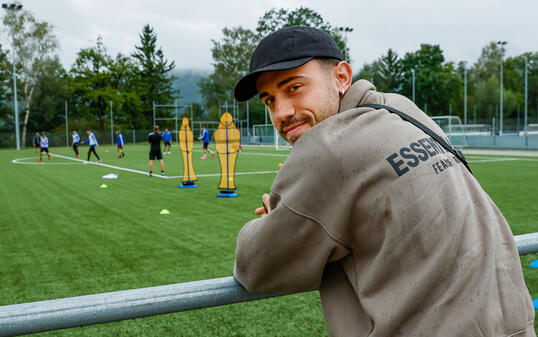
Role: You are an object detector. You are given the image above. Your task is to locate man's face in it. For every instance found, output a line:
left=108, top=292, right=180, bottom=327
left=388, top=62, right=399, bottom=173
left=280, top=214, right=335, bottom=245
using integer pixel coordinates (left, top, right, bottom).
left=165, top=129, right=168, bottom=132
left=86, top=130, right=90, bottom=135
left=256, top=60, right=340, bottom=144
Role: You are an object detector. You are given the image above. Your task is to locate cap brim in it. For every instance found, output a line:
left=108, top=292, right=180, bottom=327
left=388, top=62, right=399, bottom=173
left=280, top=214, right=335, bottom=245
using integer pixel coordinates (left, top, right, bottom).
left=234, top=57, right=314, bottom=102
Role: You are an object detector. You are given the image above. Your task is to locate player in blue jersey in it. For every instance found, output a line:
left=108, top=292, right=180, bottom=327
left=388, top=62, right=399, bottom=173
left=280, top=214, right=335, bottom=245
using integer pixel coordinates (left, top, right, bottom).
left=72, top=130, right=80, bottom=157
left=38, top=132, right=51, bottom=162
left=162, top=128, right=172, bottom=155
left=81, top=129, right=101, bottom=163
left=198, top=127, right=214, bottom=159
left=116, top=130, right=125, bottom=158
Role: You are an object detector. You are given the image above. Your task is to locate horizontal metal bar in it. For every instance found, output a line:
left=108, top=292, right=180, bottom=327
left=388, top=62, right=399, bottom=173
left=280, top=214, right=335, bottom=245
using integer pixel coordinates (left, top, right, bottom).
left=0, top=277, right=282, bottom=336
left=1, top=232, right=538, bottom=336
left=514, top=232, right=538, bottom=255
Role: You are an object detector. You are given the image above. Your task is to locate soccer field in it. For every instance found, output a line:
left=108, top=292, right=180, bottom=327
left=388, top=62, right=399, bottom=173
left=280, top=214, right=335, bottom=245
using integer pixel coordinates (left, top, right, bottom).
left=1, top=144, right=537, bottom=336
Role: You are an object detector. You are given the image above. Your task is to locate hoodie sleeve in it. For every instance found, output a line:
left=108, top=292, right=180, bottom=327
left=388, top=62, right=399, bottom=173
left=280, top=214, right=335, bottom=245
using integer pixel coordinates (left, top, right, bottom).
left=234, top=191, right=350, bottom=294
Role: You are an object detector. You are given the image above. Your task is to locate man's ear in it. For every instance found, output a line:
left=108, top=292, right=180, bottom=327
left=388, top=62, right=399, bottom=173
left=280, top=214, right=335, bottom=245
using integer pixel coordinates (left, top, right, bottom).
left=334, top=61, right=353, bottom=93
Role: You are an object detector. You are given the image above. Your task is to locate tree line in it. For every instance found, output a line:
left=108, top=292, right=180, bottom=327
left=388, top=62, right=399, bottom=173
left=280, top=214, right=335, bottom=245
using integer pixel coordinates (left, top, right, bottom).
left=0, top=5, right=536, bottom=147
left=203, top=7, right=537, bottom=130
left=0, top=6, right=177, bottom=146
left=355, top=43, right=538, bottom=127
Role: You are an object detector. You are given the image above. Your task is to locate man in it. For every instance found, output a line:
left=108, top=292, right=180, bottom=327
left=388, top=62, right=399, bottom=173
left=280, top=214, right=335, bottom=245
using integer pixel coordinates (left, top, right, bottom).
left=116, top=130, right=125, bottom=158
left=33, top=132, right=41, bottom=153
left=198, top=126, right=214, bottom=159
left=81, top=129, right=101, bottom=163
left=38, top=132, right=51, bottom=162
left=148, top=125, right=164, bottom=176
left=233, top=27, right=535, bottom=337
left=162, top=128, right=172, bottom=155
left=72, top=130, right=80, bottom=157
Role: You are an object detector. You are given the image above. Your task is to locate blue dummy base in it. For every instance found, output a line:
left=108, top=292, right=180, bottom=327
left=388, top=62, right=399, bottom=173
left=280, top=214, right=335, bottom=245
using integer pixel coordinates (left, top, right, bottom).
left=217, top=190, right=238, bottom=198
left=179, top=181, right=198, bottom=188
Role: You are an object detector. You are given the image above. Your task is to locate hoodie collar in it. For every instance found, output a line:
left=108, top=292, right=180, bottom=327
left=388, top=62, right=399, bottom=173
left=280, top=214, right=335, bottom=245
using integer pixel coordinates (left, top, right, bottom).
left=339, top=79, right=377, bottom=113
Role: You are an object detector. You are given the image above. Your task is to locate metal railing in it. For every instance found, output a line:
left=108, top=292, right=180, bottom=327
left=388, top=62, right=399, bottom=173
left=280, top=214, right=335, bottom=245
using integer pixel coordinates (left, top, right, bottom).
left=1, top=232, right=537, bottom=337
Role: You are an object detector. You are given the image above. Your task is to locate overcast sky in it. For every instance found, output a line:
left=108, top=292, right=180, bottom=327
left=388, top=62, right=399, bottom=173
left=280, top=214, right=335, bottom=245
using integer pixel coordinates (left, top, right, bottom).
left=7, top=0, right=538, bottom=72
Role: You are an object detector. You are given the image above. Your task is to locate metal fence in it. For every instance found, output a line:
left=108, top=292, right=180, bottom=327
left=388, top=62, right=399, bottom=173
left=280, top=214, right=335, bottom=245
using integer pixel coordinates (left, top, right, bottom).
left=1, top=232, right=537, bottom=336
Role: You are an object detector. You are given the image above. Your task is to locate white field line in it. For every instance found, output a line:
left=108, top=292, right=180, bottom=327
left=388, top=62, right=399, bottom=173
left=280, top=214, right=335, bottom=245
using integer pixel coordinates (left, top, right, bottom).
left=50, top=153, right=169, bottom=179
left=192, top=149, right=289, bottom=157
left=12, top=157, right=79, bottom=165
left=49, top=153, right=280, bottom=179
left=165, top=170, right=280, bottom=179
left=467, top=158, right=519, bottom=163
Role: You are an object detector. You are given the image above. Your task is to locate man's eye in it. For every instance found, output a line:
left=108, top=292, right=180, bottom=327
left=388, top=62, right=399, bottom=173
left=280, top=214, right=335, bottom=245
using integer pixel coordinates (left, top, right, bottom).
left=265, top=97, right=274, bottom=105
left=289, top=85, right=300, bottom=92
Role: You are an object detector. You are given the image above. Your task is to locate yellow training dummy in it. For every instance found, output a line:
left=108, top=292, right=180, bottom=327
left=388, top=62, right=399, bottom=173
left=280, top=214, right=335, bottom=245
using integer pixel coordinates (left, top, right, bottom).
left=214, top=112, right=241, bottom=197
left=178, top=117, right=197, bottom=188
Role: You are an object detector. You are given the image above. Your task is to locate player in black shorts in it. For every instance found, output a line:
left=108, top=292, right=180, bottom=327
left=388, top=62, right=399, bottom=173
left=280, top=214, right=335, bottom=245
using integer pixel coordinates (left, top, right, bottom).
left=33, top=132, right=41, bottom=153
left=148, top=125, right=165, bottom=177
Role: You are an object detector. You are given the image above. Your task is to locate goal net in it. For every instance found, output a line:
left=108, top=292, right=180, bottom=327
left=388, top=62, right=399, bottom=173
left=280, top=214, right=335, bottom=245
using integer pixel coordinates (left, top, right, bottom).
left=252, top=124, right=291, bottom=150
left=430, top=116, right=468, bottom=148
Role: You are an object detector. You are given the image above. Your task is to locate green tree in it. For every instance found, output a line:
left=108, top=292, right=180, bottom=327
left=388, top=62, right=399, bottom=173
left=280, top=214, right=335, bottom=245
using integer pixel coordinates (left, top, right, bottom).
left=0, top=44, right=12, bottom=131
left=70, top=37, right=116, bottom=129
left=132, top=24, right=177, bottom=126
left=200, top=7, right=348, bottom=126
left=30, top=56, right=70, bottom=132
left=3, top=6, right=58, bottom=146
left=472, top=41, right=505, bottom=82
left=353, top=62, right=375, bottom=84
left=373, top=48, right=403, bottom=93
left=198, top=26, right=258, bottom=114
left=70, top=37, right=142, bottom=130
left=400, top=44, right=462, bottom=115
left=256, top=7, right=348, bottom=61
left=108, top=53, right=143, bottom=128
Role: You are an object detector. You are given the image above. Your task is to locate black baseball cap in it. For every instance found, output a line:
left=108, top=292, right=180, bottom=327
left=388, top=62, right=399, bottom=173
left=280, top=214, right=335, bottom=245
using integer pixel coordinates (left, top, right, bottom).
left=234, top=26, right=344, bottom=102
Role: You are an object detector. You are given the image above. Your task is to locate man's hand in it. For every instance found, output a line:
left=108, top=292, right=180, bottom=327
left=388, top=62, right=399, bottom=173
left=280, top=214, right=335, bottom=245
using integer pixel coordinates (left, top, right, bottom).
left=254, top=193, right=271, bottom=216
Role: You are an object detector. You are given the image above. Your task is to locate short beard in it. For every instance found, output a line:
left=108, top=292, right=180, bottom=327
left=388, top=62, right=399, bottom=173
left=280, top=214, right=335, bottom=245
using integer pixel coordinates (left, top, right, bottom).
left=279, top=87, right=340, bottom=144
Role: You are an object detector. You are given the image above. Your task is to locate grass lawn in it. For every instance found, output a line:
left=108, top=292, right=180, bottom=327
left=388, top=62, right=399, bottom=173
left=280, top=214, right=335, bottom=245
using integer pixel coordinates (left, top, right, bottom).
left=0, top=145, right=537, bottom=336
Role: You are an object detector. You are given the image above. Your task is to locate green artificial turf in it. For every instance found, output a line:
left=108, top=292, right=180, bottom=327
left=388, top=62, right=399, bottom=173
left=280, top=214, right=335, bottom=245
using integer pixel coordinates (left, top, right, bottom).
left=0, top=146, right=537, bottom=335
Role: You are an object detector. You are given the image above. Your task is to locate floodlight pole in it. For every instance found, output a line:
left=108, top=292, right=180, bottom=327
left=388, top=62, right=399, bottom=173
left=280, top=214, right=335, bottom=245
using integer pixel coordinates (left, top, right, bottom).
left=497, top=41, right=507, bottom=135
left=411, top=69, right=415, bottom=103
left=3, top=2, right=23, bottom=150
left=65, top=101, right=68, bottom=147
left=174, top=99, right=178, bottom=142
left=152, top=101, right=156, bottom=126
left=524, top=56, right=528, bottom=138
left=463, top=63, right=467, bottom=126
left=190, top=103, right=193, bottom=131
left=110, top=101, right=114, bottom=145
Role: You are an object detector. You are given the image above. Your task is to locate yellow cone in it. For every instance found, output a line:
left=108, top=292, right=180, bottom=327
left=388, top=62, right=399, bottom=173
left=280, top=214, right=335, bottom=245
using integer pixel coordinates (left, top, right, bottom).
left=278, top=163, right=283, bottom=167
left=100, top=184, right=108, bottom=189
left=160, top=209, right=170, bottom=215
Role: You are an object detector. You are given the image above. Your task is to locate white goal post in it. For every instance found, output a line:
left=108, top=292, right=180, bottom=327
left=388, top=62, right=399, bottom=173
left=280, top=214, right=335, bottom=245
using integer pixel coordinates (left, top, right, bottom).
left=252, top=124, right=291, bottom=150
left=430, top=115, right=468, bottom=148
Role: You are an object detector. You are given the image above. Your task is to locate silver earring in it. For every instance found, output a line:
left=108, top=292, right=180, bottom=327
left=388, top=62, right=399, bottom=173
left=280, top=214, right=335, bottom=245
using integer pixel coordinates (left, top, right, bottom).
left=341, top=89, right=345, bottom=96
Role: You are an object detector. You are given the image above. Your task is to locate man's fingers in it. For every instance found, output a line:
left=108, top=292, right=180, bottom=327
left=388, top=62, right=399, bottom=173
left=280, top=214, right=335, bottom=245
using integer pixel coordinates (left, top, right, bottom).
left=262, top=193, right=271, bottom=213
left=254, top=207, right=266, bottom=215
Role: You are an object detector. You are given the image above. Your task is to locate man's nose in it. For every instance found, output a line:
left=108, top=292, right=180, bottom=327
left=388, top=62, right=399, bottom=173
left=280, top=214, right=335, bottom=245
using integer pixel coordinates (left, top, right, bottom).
left=273, top=98, right=295, bottom=121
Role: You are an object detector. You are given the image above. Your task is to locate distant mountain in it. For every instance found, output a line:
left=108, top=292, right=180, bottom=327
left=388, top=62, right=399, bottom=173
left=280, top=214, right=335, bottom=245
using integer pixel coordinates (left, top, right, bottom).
left=171, top=68, right=211, bottom=105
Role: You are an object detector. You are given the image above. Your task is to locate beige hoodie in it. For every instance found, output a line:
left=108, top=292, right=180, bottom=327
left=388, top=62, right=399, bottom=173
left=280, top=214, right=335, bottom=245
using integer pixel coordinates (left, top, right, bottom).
left=234, top=80, right=535, bottom=337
